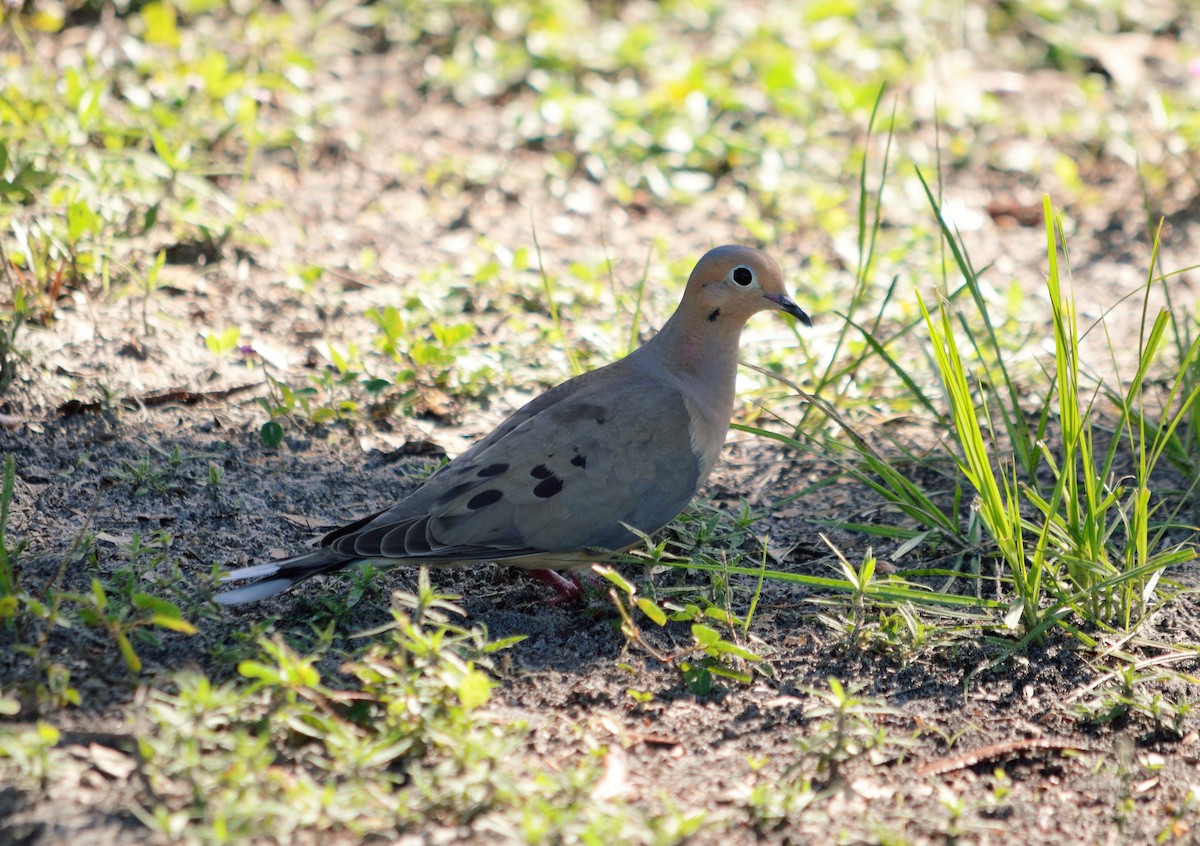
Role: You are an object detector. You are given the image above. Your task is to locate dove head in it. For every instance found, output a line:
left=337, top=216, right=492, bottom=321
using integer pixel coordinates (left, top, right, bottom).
left=644, top=244, right=811, bottom=383
left=635, top=245, right=810, bottom=466
left=680, top=245, right=811, bottom=329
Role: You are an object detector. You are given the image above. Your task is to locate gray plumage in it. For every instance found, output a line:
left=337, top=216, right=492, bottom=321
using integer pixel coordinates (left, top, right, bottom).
left=216, top=245, right=811, bottom=605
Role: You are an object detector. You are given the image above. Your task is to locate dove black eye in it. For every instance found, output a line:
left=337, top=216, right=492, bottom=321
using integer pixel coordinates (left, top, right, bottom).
left=732, top=266, right=754, bottom=286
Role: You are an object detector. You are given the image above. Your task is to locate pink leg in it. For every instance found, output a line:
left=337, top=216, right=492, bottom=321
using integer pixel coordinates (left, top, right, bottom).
left=529, top=569, right=583, bottom=603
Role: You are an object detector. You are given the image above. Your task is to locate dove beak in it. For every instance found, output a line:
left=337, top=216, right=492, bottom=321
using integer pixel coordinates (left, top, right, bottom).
left=764, top=292, right=813, bottom=327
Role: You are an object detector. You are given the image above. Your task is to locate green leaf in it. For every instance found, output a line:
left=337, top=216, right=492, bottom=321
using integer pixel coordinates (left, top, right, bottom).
left=140, top=2, right=180, bottom=49
left=366, top=306, right=405, bottom=351
left=142, top=202, right=160, bottom=233
left=66, top=199, right=100, bottom=243
left=708, top=640, right=762, bottom=662
left=150, top=130, right=180, bottom=171
left=707, top=665, right=753, bottom=684
left=409, top=341, right=446, bottom=368
left=134, top=628, right=163, bottom=650
left=146, top=249, right=167, bottom=290
left=691, top=624, right=720, bottom=649
left=90, top=578, right=108, bottom=610
left=703, top=605, right=741, bottom=627
left=260, top=420, right=284, bottom=448
left=635, top=597, right=667, bottom=626
left=131, top=592, right=177, bottom=614
left=238, top=660, right=282, bottom=685
left=594, top=565, right=635, bottom=596
left=77, top=608, right=103, bottom=626
left=680, top=662, right=712, bottom=695
left=457, top=669, right=491, bottom=710
left=116, top=632, right=142, bottom=673
left=149, top=614, right=197, bottom=635
left=482, top=634, right=528, bottom=652
left=431, top=322, right=475, bottom=347
left=205, top=327, right=240, bottom=356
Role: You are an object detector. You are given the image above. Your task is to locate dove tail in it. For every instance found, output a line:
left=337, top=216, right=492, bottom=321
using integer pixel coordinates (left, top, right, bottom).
left=214, top=548, right=350, bottom=606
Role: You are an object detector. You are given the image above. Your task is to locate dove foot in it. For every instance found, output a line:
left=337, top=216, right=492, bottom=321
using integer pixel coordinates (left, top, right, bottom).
left=529, top=569, right=584, bottom=603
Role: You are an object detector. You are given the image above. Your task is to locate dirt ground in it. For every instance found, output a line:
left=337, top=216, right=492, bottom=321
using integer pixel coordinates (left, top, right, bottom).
left=3, top=32, right=1200, bottom=846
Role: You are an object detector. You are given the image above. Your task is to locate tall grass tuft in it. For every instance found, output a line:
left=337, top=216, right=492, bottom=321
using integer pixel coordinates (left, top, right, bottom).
left=917, top=193, right=1196, bottom=641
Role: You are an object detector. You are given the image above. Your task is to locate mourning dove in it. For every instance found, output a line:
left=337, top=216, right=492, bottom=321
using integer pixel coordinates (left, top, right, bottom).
left=215, top=245, right=810, bottom=605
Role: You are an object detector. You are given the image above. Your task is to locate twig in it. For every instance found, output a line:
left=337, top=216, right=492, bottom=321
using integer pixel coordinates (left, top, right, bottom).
left=916, top=737, right=1096, bottom=777
left=57, top=382, right=259, bottom=416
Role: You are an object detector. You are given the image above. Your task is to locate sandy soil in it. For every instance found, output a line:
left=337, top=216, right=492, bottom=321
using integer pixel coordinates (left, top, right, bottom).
left=2, top=31, right=1199, bottom=846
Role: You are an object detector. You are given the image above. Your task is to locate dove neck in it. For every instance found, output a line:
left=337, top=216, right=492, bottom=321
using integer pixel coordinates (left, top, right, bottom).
left=639, top=309, right=742, bottom=419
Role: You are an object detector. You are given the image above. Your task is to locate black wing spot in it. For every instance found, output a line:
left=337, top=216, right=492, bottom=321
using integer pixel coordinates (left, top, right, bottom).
left=571, top=454, right=586, bottom=468
left=476, top=463, right=509, bottom=477
left=707, top=308, right=721, bottom=322
left=533, top=475, right=563, bottom=498
left=467, top=489, right=503, bottom=510
left=531, top=464, right=552, bottom=479
left=436, top=482, right=476, bottom=504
